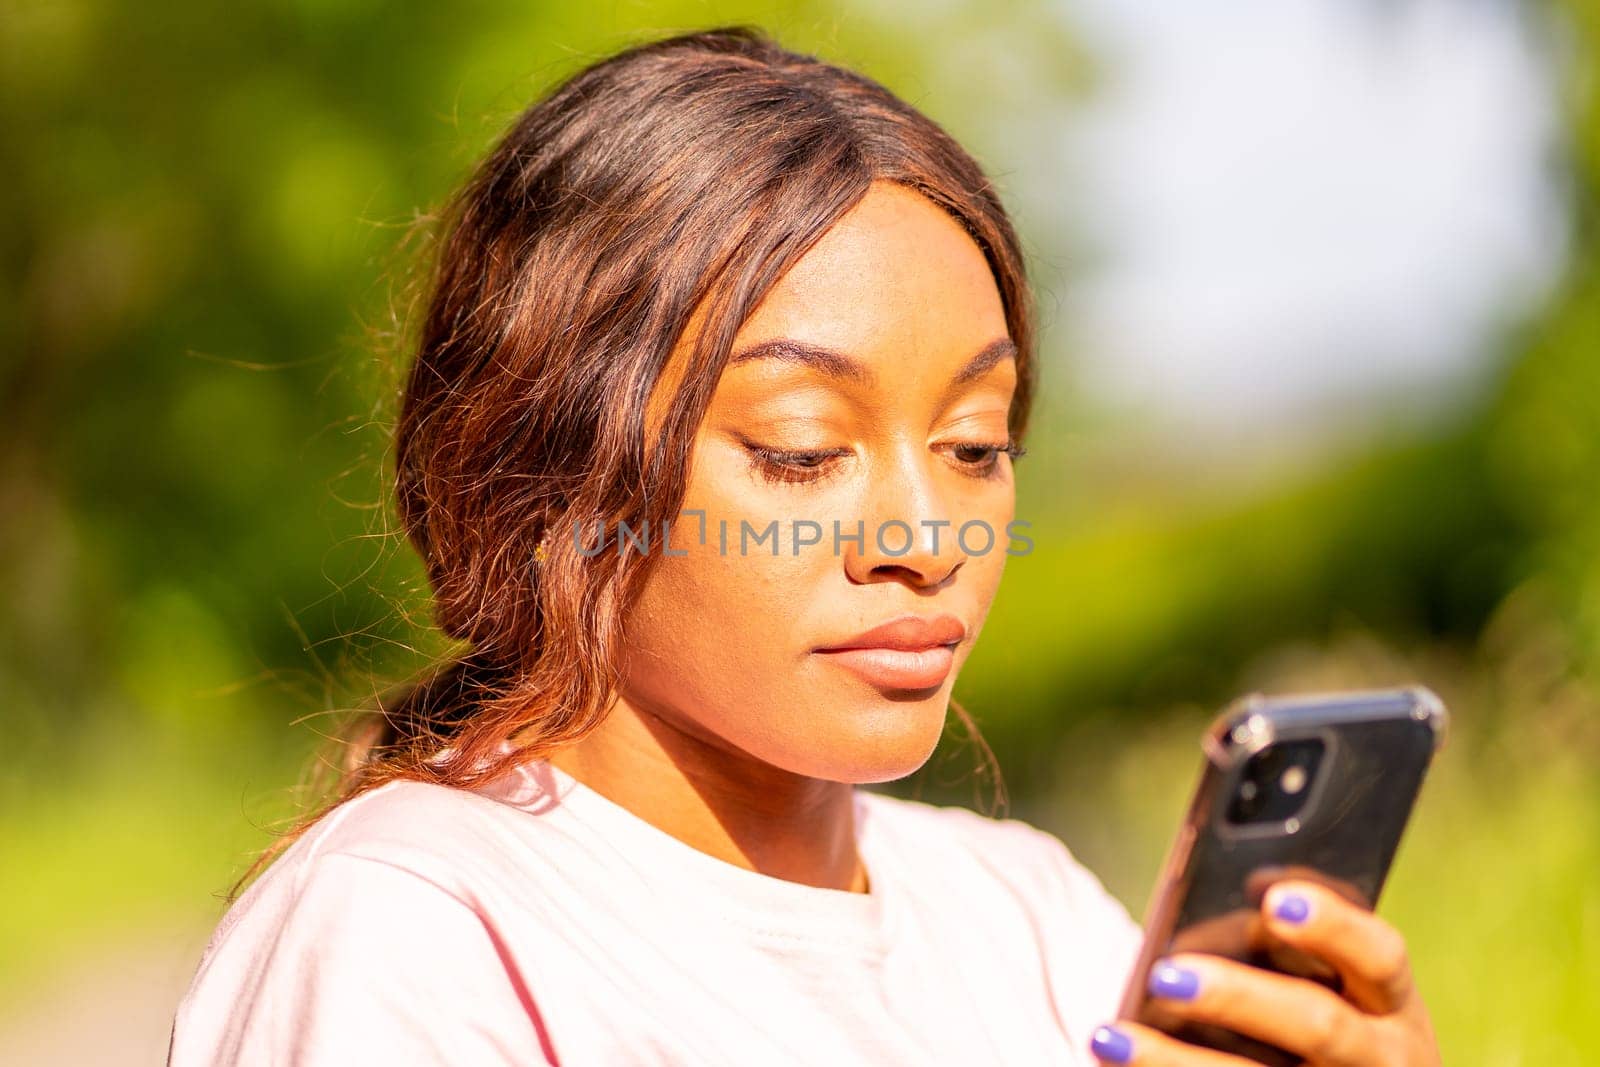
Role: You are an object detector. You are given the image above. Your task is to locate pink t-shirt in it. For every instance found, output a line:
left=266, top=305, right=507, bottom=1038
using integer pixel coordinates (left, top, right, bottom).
left=168, top=756, right=1144, bottom=1065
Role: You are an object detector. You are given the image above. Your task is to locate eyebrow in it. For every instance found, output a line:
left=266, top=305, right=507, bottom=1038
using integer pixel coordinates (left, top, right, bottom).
left=726, top=336, right=1017, bottom=387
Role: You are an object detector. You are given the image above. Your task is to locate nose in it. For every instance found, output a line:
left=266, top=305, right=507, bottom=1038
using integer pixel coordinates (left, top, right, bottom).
left=841, top=444, right=967, bottom=590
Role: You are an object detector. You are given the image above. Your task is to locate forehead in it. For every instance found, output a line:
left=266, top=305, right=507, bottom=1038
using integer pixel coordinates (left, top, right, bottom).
left=730, top=182, right=1009, bottom=371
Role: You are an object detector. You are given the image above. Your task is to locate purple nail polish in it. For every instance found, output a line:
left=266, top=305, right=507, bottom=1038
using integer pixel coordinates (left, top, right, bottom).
left=1090, top=1024, right=1134, bottom=1064
left=1274, top=892, right=1311, bottom=924
left=1148, top=961, right=1201, bottom=1001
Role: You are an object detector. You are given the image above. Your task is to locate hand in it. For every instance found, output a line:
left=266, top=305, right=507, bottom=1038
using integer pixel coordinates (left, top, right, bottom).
left=1088, top=879, right=1441, bottom=1066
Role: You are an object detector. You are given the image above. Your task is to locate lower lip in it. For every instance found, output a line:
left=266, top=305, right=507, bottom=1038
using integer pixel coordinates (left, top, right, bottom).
left=814, top=645, right=956, bottom=690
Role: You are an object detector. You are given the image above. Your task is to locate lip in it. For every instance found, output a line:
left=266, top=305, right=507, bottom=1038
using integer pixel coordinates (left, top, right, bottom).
left=815, top=613, right=968, bottom=653
left=813, top=613, right=966, bottom=690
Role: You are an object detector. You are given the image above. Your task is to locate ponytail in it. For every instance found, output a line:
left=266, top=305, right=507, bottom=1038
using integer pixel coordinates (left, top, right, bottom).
left=356, top=649, right=518, bottom=765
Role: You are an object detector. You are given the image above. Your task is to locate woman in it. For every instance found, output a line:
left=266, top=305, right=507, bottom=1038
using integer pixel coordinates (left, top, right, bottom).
left=169, top=26, right=1442, bottom=1066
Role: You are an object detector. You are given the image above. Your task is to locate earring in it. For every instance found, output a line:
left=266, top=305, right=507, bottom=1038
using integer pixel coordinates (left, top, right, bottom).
left=533, top=524, right=553, bottom=565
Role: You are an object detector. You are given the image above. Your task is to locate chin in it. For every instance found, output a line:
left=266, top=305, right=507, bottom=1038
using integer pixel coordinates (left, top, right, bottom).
left=768, top=688, right=952, bottom=785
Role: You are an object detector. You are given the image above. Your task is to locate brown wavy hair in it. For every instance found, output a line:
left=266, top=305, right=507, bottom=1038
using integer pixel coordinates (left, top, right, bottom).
left=229, top=25, right=1036, bottom=901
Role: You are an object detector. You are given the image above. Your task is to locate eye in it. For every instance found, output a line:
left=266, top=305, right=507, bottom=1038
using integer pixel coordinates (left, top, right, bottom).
left=945, top=439, right=1027, bottom=478
left=740, top=438, right=1026, bottom=485
left=743, top=443, right=853, bottom=485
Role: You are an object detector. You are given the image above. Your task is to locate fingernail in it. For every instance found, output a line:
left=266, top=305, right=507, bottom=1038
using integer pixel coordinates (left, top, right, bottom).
left=1090, top=1023, right=1134, bottom=1064
left=1273, top=891, right=1311, bottom=924
left=1148, top=960, right=1201, bottom=1000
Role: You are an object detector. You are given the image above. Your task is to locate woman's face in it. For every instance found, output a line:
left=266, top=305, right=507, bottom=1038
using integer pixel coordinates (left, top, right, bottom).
left=621, top=181, right=1020, bottom=785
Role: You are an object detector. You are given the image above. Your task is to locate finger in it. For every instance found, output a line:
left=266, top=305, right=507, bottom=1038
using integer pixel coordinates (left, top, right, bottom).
left=1144, top=953, right=1377, bottom=1067
left=1088, top=1020, right=1258, bottom=1066
left=1261, top=879, right=1416, bottom=1014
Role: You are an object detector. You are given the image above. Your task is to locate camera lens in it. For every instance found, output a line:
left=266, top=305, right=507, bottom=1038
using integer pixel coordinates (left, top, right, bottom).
left=1233, top=779, right=1261, bottom=817
left=1226, top=738, right=1325, bottom=825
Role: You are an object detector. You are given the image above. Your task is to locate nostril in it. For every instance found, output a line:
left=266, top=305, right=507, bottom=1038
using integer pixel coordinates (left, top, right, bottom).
left=866, top=557, right=962, bottom=591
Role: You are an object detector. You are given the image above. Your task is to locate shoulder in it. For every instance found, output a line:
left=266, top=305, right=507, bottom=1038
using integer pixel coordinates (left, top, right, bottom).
left=314, top=774, right=518, bottom=855
left=214, top=780, right=485, bottom=912
left=861, top=788, right=1127, bottom=912
left=860, top=789, right=1144, bottom=961
left=860, top=790, right=1145, bottom=1039
left=194, top=778, right=516, bottom=970
left=172, top=781, right=553, bottom=1065
left=189, top=775, right=550, bottom=995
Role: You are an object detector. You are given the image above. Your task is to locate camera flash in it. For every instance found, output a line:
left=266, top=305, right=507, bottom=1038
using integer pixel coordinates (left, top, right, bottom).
left=1281, top=765, right=1308, bottom=795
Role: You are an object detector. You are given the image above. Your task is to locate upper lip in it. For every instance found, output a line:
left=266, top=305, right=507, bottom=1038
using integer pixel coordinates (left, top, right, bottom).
left=815, top=613, right=967, bottom=653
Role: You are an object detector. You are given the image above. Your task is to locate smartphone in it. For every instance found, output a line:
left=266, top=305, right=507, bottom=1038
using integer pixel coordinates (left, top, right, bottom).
left=1116, top=685, right=1449, bottom=1065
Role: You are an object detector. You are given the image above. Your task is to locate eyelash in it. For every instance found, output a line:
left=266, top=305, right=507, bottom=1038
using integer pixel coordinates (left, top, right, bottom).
left=744, top=440, right=1027, bottom=485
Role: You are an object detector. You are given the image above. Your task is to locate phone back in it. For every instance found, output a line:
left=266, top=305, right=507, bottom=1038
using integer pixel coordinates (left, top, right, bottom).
left=1118, top=686, right=1448, bottom=1065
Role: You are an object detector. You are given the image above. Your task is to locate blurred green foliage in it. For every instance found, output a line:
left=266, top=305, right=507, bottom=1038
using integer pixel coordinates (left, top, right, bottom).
left=1, top=1, right=1597, bottom=1062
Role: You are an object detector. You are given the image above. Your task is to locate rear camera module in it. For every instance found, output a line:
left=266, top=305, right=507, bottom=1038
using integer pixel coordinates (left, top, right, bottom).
left=1226, top=738, right=1325, bottom=825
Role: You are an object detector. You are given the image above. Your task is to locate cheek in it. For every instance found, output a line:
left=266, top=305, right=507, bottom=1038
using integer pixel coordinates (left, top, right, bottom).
left=942, top=478, right=1017, bottom=622
left=966, top=505, right=1015, bottom=601
left=945, top=466, right=1017, bottom=542
left=620, top=459, right=833, bottom=705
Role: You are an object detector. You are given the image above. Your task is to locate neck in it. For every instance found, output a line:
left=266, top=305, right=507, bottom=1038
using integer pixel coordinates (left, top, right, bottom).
left=538, top=693, right=868, bottom=894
